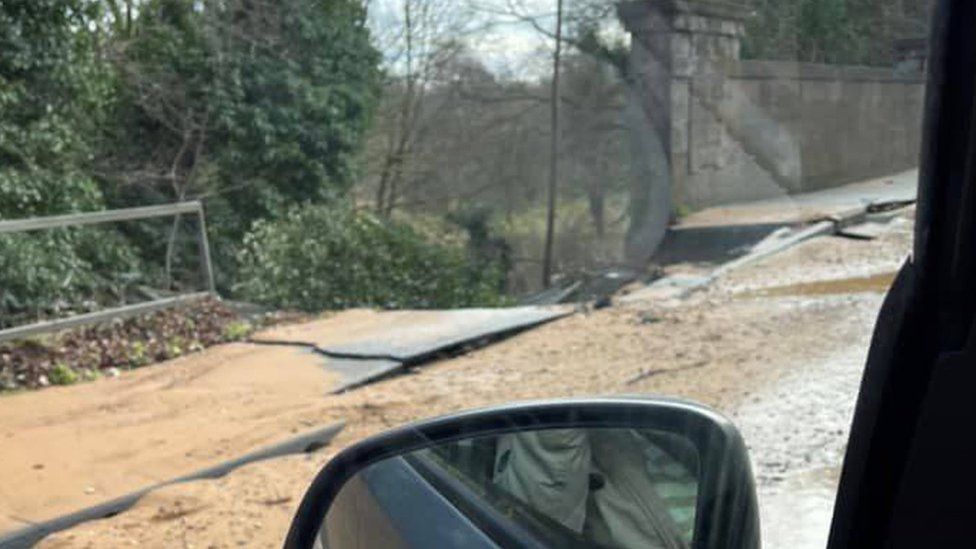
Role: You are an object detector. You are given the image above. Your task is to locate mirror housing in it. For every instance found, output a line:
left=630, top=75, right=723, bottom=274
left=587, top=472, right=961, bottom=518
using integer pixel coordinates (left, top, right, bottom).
left=285, top=397, right=759, bottom=549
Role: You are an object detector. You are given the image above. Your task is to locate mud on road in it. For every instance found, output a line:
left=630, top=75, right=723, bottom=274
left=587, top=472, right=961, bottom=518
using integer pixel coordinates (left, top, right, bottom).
left=30, top=211, right=913, bottom=548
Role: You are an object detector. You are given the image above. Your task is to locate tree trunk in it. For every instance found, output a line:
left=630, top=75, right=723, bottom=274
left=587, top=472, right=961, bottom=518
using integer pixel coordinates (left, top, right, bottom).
left=375, top=158, right=392, bottom=213
left=587, top=188, right=605, bottom=238
left=541, top=0, right=564, bottom=288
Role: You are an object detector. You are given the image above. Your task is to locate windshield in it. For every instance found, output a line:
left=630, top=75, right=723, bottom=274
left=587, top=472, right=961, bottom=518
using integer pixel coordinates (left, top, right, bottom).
left=0, top=1, right=929, bottom=547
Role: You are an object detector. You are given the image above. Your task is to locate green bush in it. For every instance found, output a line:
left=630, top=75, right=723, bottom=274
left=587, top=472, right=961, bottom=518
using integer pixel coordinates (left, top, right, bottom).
left=49, top=363, right=78, bottom=386
left=222, top=321, right=253, bottom=342
left=234, top=204, right=508, bottom=311
left=0, top=174, right=143, bottom=326
left=0, top=1, right=144, bottom=325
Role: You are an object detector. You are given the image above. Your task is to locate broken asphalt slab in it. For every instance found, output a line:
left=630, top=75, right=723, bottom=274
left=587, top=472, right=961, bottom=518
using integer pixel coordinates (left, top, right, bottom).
left=252, top=306, right=573, bottom=364
left=623, top=171, right=919, bottom=305
left=250, top=307, right=574, bottom=394
left=679, top=169, right=918, bottom=228
left=711, top=220, right=836, bottom=278
left=653, top=222, right=791, bottom=266
left=0, top=421, right=345, bottom=549
left=322, top=356, right=403, bottom=394
left=521, top=270, right=639, bottom=306
left=622, top=210, right=907, bottom=304
left=838, top=221, right=891, bottom=240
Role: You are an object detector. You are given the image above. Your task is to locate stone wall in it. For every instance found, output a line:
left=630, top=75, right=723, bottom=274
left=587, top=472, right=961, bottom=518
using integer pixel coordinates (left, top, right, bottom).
left=619, top=1, right=927, bottom=210
left=734, top=62, right=925, bottom=190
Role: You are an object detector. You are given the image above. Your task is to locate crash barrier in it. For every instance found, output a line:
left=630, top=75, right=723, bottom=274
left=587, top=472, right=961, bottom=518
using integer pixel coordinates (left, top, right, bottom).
left=0, top=202, right=216, bottom=343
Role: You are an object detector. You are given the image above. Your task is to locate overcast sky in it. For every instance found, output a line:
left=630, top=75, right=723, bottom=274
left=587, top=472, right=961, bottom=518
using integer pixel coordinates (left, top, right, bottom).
left=366, top=0, right=624, bottom=81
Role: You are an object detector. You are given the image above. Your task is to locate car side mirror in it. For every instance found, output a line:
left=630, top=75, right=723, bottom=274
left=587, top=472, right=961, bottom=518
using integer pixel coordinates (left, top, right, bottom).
left=284, top=397, right=759, bottom=549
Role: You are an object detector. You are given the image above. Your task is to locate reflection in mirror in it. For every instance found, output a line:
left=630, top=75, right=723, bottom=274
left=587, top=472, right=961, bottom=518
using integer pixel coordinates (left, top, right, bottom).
left=318, top=428, right=699, bottom=549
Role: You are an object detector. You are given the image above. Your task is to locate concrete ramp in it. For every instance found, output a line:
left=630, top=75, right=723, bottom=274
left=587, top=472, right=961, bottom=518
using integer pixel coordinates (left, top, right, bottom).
left=253, top=306, right=572, bottom=363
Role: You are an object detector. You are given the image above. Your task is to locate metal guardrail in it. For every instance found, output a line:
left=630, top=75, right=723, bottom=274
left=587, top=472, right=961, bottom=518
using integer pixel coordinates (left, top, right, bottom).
left=0, top=202, right=217, bottom=343
left=0, top=202, right=203, bottom=234
left=0, top=293, right=212, bottom=343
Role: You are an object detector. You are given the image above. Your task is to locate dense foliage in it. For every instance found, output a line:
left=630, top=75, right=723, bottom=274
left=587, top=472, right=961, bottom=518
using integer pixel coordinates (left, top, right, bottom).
left=0, top=0, right=141, bottom=325
left=742, top=0, right=933, bottom=65
left=1, top=0, right=498, bottom=321
left=0, top=0, right=512, bottom=320
left=97, top=0, right=382, bottom=289
left=235, top=204, right=508, bottom=311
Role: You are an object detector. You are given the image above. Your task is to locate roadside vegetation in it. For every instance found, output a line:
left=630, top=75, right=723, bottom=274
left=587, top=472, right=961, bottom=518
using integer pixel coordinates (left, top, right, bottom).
left=742, top=0, right=932, bottom=64
left=235, top=204, right=509, bottom=310
left=0, top=297, right=254, bottom=392
left=1, top=0, right=506, bottom=329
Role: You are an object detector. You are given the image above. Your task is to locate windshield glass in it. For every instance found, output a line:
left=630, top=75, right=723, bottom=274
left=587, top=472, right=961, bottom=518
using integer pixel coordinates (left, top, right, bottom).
left=0, top=1, right=929, bottom=547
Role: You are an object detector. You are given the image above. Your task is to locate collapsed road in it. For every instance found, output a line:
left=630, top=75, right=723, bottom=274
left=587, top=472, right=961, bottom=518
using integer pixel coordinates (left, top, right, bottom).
left=28, top=204, right=914, bottom=548
left=249, top=306, right=572, bottom=392
left=0, top=171, right=916, bottom=547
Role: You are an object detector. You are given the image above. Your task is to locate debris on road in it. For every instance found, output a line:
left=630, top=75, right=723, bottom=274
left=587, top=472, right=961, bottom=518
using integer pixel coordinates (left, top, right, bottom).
left=837, top=222, right=889, bottom=240
left=35, top=207, right=913, bottom=547
left=0, top=298, right=247, bottom=393
left=0, top=422, right=345, bottom=549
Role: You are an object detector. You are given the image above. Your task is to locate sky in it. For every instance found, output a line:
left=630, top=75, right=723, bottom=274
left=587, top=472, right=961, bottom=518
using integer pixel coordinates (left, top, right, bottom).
left=366, top=0, right=625, bottom=81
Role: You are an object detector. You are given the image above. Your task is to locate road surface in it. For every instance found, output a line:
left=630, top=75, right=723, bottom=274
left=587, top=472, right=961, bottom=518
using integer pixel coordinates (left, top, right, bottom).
left=31, top=205, right=914, bottom=547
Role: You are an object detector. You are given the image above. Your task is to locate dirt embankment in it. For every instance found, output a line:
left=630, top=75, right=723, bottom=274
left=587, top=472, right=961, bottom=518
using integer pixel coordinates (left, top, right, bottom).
left=27, top=211, right=912, bottom=548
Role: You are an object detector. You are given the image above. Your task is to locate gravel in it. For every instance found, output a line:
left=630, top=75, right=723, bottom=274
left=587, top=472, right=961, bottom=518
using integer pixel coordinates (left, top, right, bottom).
left=731, top=295, right=879, bottom=548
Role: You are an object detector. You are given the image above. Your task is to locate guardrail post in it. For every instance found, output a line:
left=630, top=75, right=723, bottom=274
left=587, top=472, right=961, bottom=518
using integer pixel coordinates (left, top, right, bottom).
left=195, top=203, right=217, bottom=294
left=0, top=201, right=220, bottom=341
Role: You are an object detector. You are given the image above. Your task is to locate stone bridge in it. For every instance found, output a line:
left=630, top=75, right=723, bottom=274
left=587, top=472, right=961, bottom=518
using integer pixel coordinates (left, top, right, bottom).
left=617, top=0, right=926, bottom=263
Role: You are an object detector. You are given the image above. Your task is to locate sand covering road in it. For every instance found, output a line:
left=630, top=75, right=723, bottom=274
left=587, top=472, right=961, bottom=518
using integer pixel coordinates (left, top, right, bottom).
left=38, top=211, right=912, bottom=548
left=0, top=306, right=568, bottom=538
left=0, top=207, right=912, bottom=547
left=0, top=344, right=339, bottom=534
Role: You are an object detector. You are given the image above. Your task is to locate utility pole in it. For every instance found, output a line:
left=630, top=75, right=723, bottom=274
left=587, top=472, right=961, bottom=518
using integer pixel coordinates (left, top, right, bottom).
left=541, top=0, right=563, bottom=288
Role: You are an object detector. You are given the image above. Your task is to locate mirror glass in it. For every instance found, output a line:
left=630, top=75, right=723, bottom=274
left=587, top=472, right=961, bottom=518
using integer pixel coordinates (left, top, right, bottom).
left=318, top=428, right=699, bottom=549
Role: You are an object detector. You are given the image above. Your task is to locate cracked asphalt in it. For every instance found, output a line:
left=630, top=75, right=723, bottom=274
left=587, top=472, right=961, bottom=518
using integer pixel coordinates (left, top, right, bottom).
left=26, top=209, right=913, bottom=548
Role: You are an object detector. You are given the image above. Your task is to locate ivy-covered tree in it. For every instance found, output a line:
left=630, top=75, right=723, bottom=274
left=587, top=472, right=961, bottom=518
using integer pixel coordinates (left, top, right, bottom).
left=97, top=0, right=382, bottom=290
left=0, top=0, right=108, bottom=216
left=0, top=0, right=140, bottom=325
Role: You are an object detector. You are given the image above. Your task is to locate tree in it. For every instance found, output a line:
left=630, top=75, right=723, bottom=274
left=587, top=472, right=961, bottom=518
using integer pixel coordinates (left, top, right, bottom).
left=541, top=0, right=563, bottom=287
left=560, top=54, right=629, bottom=239
left=0, top=0, right=140, bottom=324
left=96, top=0, right=381, bottom=289
left=366, top=0, right=477, bottom=217
left=0, top=0, right=108, bottom=201
left=469, top=0, right=666, bottom=269
left=742, top=0, right=934, bottom=65
left=357, top=1, right=634, bottom=289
